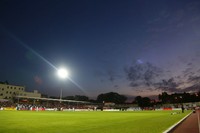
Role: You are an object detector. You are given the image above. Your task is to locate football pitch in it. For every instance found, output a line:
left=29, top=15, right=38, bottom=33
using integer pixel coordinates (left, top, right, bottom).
left=0, top=110, right=190, bottom=133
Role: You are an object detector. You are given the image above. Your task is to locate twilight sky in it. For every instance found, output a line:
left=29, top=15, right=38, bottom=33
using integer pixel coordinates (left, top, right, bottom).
left=0, top=0, right=200, bottom=99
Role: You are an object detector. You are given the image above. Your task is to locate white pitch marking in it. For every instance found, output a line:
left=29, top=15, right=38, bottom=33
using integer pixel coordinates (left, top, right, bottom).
left=197, top=110, right=200, bottom=133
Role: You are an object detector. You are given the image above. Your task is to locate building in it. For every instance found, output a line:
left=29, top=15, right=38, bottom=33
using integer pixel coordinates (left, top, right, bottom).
left=0, top=83, right=41, bottom=100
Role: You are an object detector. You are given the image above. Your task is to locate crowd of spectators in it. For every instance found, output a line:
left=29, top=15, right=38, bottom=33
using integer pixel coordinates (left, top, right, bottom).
left=0, top=100, right=96, bottom=111
left=0, top=101, right=16, bottom=108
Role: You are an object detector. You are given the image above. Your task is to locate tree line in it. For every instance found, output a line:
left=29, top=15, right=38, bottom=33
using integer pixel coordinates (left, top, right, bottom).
left=50, top=91, right=200, bottom=107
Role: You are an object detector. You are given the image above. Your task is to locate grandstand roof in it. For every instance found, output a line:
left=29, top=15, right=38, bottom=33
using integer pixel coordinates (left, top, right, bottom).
left=15, top=96, right=90, bottom=103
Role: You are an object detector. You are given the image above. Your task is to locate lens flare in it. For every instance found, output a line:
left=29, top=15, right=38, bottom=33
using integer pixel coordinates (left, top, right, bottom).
left=2, top=27, right=88, bottom=96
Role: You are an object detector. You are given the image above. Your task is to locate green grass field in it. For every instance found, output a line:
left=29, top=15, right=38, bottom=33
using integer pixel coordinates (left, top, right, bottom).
left=0, top=110, right=190, bottom=133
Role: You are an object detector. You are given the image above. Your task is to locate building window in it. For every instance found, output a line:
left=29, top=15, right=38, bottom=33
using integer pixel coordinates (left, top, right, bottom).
left=6, top=91, right=8, bottom=94
left=10, top=92, right=12, bottom=94
left=2, top=88, right=4, bottom=91
left=11, top=87, right=12, bottom=89
left=7, top=86, right=9, bottom=89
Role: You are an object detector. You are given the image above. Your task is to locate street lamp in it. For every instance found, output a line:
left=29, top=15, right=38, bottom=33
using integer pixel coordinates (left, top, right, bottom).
left=57, top=67, right=69, bottom=103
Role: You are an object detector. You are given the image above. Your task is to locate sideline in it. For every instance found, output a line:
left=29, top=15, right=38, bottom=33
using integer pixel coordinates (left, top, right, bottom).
left=163, top=111, right=193, bottom=133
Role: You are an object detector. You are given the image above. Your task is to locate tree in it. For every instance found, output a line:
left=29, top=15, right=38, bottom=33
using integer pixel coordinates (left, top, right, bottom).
left=159, top=92, right=170, bottom=104
left=63, top=96, right=75, bottom=100
left=158, top=91, right=200, bottom=104
left=141, top=97, right=151, bottom=107
left=134, top=96, right=151, bottom=107
left=134, top=96, right=142, bottom=104
left=97, top=92, right=127, bottom=104
left=74, top=95, right=89, bottom=101
left=63, top=95, right=89, bottom=101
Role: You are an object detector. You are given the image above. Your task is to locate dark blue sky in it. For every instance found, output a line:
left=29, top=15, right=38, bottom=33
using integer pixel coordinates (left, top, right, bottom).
left=1, top=0, right=200, bottom=99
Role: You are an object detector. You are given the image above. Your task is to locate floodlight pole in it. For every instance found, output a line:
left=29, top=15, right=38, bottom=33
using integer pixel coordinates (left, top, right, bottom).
left=60, top=88, right=62, bottom=103
left=57, top=67, right=69, bottom=104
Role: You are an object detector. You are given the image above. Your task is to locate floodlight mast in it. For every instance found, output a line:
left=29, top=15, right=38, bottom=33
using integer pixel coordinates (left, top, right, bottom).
left=57, top=68, right=69, bottom=103
left=60, top=88, right=62, bottom=103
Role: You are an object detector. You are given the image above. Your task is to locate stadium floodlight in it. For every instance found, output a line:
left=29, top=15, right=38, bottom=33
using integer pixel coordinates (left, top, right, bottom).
left=57, top=67, right=69, bottom=103
left=57, top=68, right=69, bottom=79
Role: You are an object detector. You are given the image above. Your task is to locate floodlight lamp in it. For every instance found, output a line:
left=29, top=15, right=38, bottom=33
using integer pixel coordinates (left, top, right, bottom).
left=57, top=68, right=69, bottom=79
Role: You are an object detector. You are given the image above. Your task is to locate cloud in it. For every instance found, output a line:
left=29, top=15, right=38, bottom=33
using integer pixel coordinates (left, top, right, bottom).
left=107, top=70, right=116, bottom=82
left=182, top=67, right=194, bottom=77
left=146, top=1, right=200, bottom=36
left=154, top=61, right=200, bottom=93
left=188, top=75, right=200, bottom=83
left=124, top=62, right=163, bottom=88
left=113, top=85, right=119, bottom=89
left=154, top=78, right=179, bottom=92
left=187, top=1, right=200, bottom=12
left=169, top=9, right=185, bottom=24
left=129, top=82, right=139, bottom=87
left=94, top=69, right=122, bottom=83
left=187, top=63, right=192, bottom=66
left=93, top=70, right=106, bottom=78
left=182, top=84, right=200, bottom=92
left=147, top=10, right=170, bottom=24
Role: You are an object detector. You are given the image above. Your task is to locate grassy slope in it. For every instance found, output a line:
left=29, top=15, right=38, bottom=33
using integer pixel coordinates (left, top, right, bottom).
left=0, top=110, right=190, bottom=133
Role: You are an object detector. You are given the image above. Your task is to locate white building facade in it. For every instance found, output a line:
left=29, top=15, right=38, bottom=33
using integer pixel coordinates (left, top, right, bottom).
left=0, top=83, right=41, bottom=100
